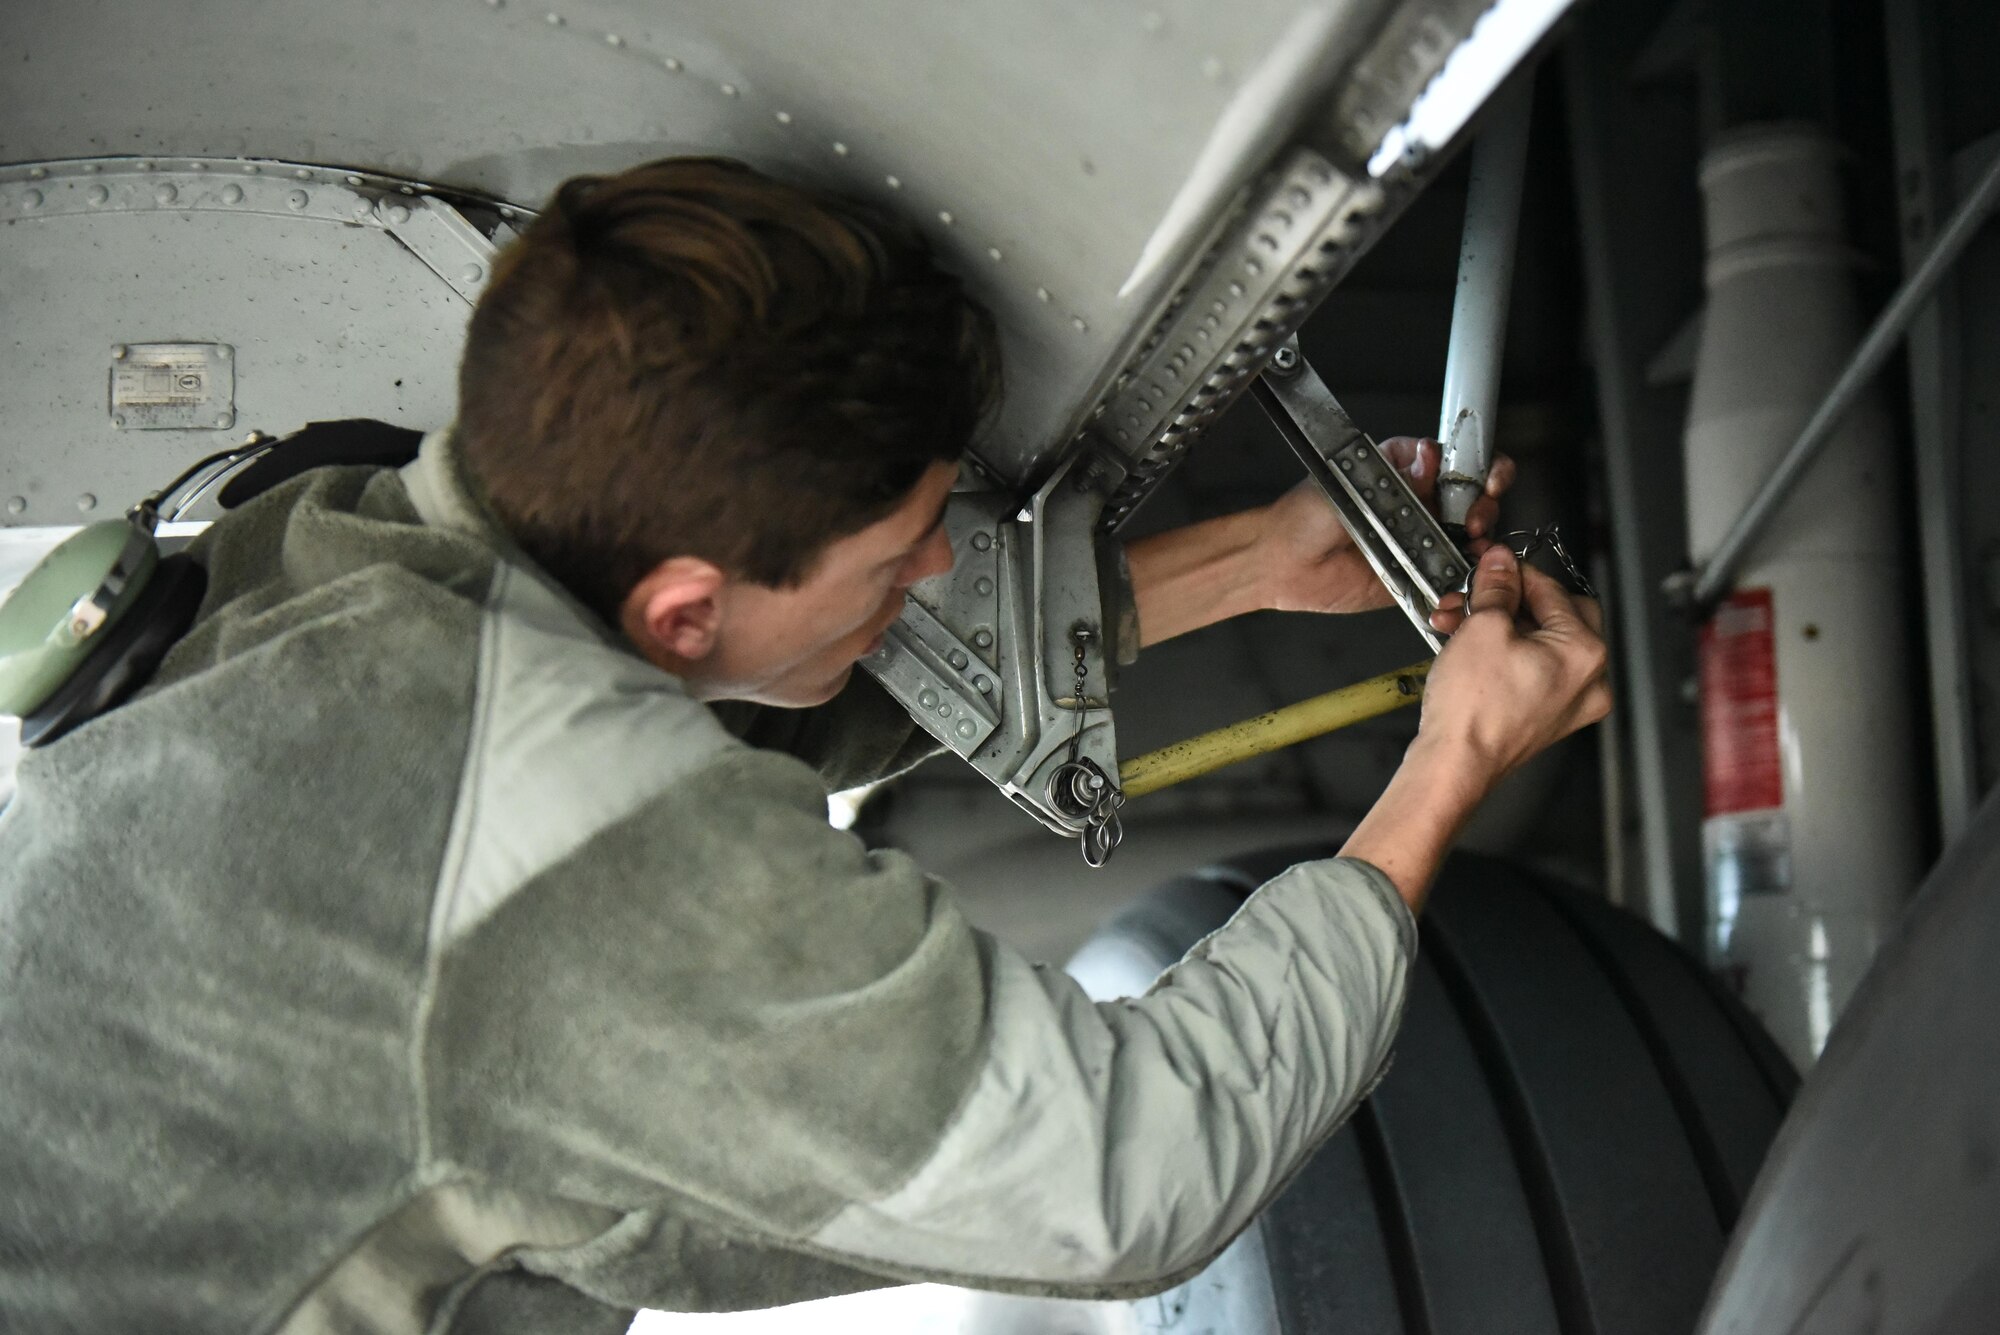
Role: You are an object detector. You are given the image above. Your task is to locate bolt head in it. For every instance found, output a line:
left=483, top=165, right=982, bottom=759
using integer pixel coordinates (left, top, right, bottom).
left=111, top=344, right=128, bottom=359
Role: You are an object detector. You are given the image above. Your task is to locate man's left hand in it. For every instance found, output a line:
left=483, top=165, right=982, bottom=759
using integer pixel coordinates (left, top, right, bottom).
left=1255, top=437, right=1515, bottom=633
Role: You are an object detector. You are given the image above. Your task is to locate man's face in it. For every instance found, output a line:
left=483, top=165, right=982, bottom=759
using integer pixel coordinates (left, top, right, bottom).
left=681, top=460, right=959, bottom=707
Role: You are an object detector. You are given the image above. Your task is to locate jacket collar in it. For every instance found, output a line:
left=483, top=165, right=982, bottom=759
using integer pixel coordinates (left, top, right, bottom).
left=400, top=426, right=515, bottom=553
left=400, top=426, right=626, bottom=648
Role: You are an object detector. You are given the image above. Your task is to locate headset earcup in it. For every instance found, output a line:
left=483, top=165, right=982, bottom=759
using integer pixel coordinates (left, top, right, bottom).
left=20, top=555, right=208, bottom=748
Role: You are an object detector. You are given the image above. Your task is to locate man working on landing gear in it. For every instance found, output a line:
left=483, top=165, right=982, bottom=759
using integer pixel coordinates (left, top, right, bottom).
left=0, top=159, right=1610, bottom=1332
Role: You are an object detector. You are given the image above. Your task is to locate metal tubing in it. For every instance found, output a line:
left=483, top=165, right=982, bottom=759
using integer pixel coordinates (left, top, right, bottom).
left=1437, top=80, right=1534, bottom=528
left=1885, top=4, right=1978, bottom=844
left=1691, top=146, right=2000, bottom=607
left=1119, top=661, right=1431, bottom=799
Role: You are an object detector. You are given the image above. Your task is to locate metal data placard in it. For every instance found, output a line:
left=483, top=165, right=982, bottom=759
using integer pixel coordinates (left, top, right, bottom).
left=109, top=343, right=236, bottom=431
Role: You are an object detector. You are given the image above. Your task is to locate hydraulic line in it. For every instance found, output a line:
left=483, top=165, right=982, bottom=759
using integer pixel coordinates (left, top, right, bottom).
left=1119, top=660, right=1432, bottom=799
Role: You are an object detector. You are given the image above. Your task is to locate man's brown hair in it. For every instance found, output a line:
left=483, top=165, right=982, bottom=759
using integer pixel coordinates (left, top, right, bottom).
left=456, top=157, right=999, bottom=620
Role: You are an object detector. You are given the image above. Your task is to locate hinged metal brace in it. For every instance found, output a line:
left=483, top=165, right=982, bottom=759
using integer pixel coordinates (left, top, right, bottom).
left=1254, top=342, right=1473, bottom=651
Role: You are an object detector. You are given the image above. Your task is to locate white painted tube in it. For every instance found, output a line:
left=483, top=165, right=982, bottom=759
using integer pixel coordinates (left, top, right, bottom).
left=1438, top=80, right=1533, bottom=528
left=1684, top=125, right=1922, bottom=1066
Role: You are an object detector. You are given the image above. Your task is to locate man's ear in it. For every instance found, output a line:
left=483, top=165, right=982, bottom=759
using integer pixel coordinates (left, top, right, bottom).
left=621, top=556, right=730, bottom=665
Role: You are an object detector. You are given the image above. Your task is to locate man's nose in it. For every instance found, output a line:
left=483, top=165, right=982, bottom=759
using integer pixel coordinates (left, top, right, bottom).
left=903, top=526, right=954, bottom=587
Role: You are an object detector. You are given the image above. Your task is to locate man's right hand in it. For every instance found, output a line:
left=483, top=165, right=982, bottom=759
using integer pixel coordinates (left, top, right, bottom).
left=1339, top=544, right=1612, bottom=912
left=1419, top=543, right=1613, bottom=785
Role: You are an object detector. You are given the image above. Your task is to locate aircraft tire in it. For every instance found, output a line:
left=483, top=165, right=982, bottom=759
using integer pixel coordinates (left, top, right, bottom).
left=1076, top=847, right=1795, bottom=1335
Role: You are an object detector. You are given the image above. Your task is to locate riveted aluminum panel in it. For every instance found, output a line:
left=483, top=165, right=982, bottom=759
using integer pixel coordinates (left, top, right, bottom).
left=0, top=162, right=474, bottom=523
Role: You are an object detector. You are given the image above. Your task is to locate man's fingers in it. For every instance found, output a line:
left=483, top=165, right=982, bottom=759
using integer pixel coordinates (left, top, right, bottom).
left=1465, top=544, right=1522, bottom=619
left=1569, top=681, right=1616, bottom=734
left=1378, top=437, right=1439, bottom=501
left=1429, top=589, right=1466, bottom=633
left=1520, top=562, right=1585, bottom=635
left=1377, top=435, right=1421, bottom=469
left=1456, top=453, right=1513, bottom=535
left=1575, top=595, right=1606, bottom=636
left=1465, top=491, right=1501, bottom=538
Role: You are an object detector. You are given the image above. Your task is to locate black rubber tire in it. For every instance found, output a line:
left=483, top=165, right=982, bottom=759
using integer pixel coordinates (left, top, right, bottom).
left=1162, top=846, right=1797, bottom=1335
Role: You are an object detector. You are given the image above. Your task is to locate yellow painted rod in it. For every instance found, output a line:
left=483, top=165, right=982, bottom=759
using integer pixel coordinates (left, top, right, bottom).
left=1118, top=660, right=1434, bottom=800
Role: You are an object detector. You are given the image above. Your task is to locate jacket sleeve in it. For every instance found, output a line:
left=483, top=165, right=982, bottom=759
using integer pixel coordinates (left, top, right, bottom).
left=423, top=741, right=1412, bottom=1303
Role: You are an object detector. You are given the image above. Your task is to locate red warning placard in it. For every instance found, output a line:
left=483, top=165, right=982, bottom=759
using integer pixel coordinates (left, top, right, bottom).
left=1700, top=588, right=1784, bottom=816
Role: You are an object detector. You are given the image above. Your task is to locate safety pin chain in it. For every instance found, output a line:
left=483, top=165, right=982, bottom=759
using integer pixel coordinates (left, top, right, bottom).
left=1499, top=524, right=1598, bottom=601
left=1046, top=625, right=1125, bottom=867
